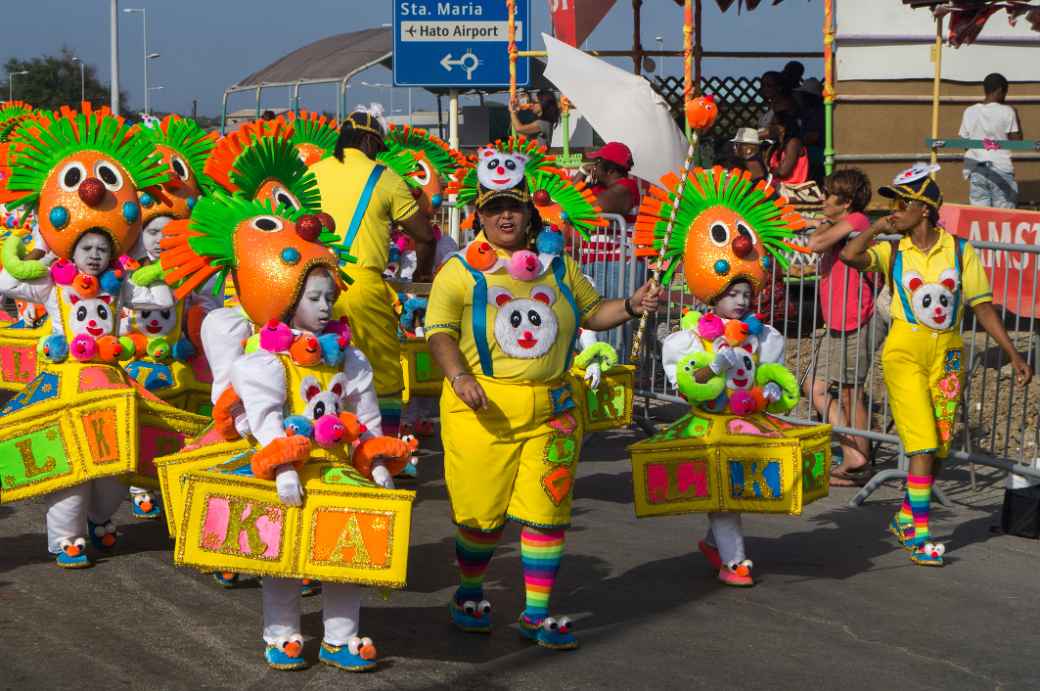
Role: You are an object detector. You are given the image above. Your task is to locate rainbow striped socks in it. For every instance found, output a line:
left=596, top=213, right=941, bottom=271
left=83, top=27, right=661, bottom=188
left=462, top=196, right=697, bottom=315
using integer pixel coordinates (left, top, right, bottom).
left=378, top=397, right=402, bottom=438
left=520, top=527, right=565, bottom=624
left=906, top=474, right=934, bottom=545
left=455, top=526, right=503, bottom=604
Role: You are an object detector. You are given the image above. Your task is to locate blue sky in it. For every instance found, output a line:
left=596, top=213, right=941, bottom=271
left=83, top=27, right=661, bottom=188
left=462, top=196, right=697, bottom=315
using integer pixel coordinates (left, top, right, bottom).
left=3, top=0, right=822, bottom=117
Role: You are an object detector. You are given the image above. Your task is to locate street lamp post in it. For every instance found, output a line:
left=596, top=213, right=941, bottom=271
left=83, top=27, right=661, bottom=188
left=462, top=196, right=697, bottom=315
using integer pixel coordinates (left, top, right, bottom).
left=7, top=70, right=29, bottom=101
left=361, top=81, right=392, bottom=115
left=655, top=35, right=665, bottom=76
left=72, top=57, right=85, bottom=103
left=124, top=7, right=160, bottom=115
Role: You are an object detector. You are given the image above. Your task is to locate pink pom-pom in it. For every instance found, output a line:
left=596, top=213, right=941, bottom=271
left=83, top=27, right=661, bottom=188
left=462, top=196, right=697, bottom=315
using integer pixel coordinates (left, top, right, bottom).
left=729, top=389, right=756, bottom=416
left=259, top=320, right=293, bottom=352
left=313, top=414, right=346, bottom=447
left=50, top=259, right=78, bottom=285
left=507, top=250, right=541, bottom=281
left=697, top=312, right=724, bottom=341
left=324, top=317, right=351, bottom=346
left=70, top=334, right=97, bottom=361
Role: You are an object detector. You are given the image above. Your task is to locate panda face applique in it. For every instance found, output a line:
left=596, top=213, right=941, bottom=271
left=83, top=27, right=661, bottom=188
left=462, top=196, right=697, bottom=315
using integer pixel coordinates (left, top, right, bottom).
left=713, top=341, right=757, bottom=391
left=134, top=307, right=178, bottom=336
left=300, top=373, right=348, bottom=420
left=477, top=147, right=528, bottom=190
left=67, top=294, right=115, bottom=338
left=904, top=269, right=958, bottom=331
left=490, top=285, right=559, bottom=359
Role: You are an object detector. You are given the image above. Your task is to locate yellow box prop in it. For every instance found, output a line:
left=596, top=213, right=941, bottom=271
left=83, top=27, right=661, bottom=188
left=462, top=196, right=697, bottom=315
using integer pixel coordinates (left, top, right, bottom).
left=0, top=322, right=45, bottom=393
left=629, top=411, right=831, bottom=517
left=175, top=458, right=414, bottom=588
left=571, top=364, right=635, bottom=432
left=400, top=337, right=443, bottom=404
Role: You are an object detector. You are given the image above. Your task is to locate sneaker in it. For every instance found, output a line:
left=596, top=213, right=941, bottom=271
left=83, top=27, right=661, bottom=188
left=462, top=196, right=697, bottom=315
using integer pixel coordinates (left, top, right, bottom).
left=87, top=520, right=118, bottom=551
left=55, top=538, right=92, bottom=569
left=518, top=615, right=578, bottom=650
left=131, top=493, right=162, bottom=520
left=213, top=572, right=241, bottom=588
left=264, top=635, right=306, bottom=671
left=888, top=516, right=915, bottom=551
left=718, top=560, right=754, bottom=587
left=910, top=542, right=945, bottom=567
left=449, top=598, right=492, bottom=633
left=394, top=462, right=419, bottom=481
left=300, top=579, right=322, bottom=597
left=319, top=637, right=377, bottom=672
left=698, top=540, right=722, bottom=570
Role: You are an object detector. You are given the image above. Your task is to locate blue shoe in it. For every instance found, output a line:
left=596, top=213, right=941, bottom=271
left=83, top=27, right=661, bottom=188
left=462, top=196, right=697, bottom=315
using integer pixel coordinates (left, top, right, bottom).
left=131, top=492, right=162, bottom=520
left=213, top=572, right=241, bottom=588
left=300, top=579, right=322, bottom=597
left=910, top=541, right=946, bottom=567
left=319, top=638, right=378, bottom=672
left=264, top=636, right=307, bottom=671
left=87, top=520, right=118, bottom=551
left=888, top=517, right=915, bottom=551
left=518, top=615, right=578, bottom=650
left=449, top=598, right=492, bottom=634
left=394, top=462, right=418, bottom=481
left=55, top=538, right=92, bottom=569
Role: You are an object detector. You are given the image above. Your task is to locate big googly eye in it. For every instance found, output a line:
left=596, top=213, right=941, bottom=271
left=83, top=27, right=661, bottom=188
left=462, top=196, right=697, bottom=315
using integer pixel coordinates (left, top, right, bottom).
left=527, top=310, right=542, bottom=327
left=743, top=356, right=753, bottom=370
left=736, top=221, right=757, bottom=245
left=510, top=310, right=522, bottom=328
left=505, top=159, right=517, bottom=171
left=96, top=304, right=110, bottom=321
left=160, top=309, right=171, bottom=320
left=76, top=305, right=88, bottom=322
left=170, top=155, right=191, bottom=182
left=710, top=222, right=730, bottom=247
left=140, top=310, right=152, bottom=319
left=94, top=160, right=124, bottom=191
left=59, top=162, right=88, bottom=191
left=412, top=160, right=432, bottom=186
left=271, top=186, right=301, bottom=211
left=251, top=216, right=283, bottom=233
left=486, top=158, right=500, bottom=170
left=313, top=401, right=327, bottom=419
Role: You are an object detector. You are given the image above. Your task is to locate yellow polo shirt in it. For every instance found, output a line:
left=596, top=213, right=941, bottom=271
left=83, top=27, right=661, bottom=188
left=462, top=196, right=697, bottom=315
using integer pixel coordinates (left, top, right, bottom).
left=308, top=149, right=418, bottom=271
left=866, top=229, right=991, bottom=328
left=426, top=241, right=603, bottom=383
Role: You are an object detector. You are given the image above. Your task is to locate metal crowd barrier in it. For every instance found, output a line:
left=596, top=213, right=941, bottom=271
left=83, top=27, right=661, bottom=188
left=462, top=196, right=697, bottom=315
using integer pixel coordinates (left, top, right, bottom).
left=568, top=221, right=1040, bottom=502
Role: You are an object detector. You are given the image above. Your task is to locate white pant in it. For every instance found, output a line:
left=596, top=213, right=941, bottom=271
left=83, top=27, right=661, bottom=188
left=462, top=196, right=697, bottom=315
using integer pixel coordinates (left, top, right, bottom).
left=704, top=512, right=746, bottom=565
left=46, top=477, right=126, bottom=553
left=262, top=578, right=361, bottom=647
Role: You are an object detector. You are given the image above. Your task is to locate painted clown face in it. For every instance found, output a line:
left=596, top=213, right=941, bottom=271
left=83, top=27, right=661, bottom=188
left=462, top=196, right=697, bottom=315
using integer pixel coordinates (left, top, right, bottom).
left=67, top=293, right=116, bottom=338
left=684, top=206, right=768, bottom=303
left=133, top=306, right=178, bottom=337
left=406, top=151, right=445, bottom=218
left=139, top=144, right=202, bottom=225
left=38, top=151, right=144, bottom=260
left=490, top=285, right=559, bottom=359
left=477, top=148, right=527, bottom=190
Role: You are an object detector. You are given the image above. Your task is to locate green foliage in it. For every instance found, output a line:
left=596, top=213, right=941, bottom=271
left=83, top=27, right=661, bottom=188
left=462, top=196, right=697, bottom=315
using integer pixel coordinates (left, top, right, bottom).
left=3, top=48, right=126, bottom=112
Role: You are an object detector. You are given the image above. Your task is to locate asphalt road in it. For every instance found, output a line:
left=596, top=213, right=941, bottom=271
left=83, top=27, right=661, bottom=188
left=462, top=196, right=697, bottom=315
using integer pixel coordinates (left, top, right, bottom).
left=2, top=422, right=1039, bottom=690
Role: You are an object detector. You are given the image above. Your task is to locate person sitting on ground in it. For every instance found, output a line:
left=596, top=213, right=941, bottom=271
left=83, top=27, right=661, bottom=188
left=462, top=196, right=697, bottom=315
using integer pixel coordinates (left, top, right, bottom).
left=959, top=72, right=1022, bottom=209
left=804, top=168, right=885, bottom=486
left=510, top=90, right=561, bottom=148
left=573, top=142, right=640, bottom=217
left=767, top=111, right=809, bottom=185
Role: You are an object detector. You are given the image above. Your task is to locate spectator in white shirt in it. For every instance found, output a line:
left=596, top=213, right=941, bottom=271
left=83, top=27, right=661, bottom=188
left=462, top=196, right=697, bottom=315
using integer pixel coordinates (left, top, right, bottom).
left=959, top=72, right=1023, bottom=208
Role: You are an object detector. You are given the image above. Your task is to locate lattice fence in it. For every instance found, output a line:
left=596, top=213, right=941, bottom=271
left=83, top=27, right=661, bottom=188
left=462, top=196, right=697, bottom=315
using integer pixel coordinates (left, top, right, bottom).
left=651, top=75, right=766, bottom=152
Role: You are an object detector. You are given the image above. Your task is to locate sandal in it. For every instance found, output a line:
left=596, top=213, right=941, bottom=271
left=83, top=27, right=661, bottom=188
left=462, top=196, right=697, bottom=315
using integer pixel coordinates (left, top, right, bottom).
left=829, top=467, right=871, bottom=487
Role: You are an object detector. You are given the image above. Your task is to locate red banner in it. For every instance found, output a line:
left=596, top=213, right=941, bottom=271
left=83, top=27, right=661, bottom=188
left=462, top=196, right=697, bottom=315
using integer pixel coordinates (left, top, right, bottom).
left=548, top=0, right=616, bottom=48
left=940, top=203, right=1040, bottom=317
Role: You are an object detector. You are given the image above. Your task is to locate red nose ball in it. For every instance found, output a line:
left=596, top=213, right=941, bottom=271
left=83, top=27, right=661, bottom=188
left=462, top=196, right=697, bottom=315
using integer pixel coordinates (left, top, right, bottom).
left=78, top=178, right=107, bottom=208
left=411, top=187, right=423, bottom=199
left=533, top=189, right=551, bottom=206
left=296, top=215, right=322, bottom=241
left=732, top=235, right=753, bottom=258
left=317, top=212, right=336, bottom=233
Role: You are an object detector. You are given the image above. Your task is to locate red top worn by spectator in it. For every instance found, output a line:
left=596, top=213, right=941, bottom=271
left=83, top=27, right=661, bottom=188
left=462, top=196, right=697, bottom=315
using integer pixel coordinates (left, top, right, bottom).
left=818, top=211, right=875, bottom=331
left=584, top=142, right=640, bottom=219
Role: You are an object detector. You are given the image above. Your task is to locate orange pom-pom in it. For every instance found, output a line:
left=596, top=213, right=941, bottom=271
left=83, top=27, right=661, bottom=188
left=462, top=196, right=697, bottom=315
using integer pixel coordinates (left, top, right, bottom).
left=96, top=335, right=123, bottom=362
left=723, top=319, right=749, bottom=346
left=360, top=643, right=377, bottom=660
left=288, top=333, right=322, bottom=366
left=749, top=386, right=767, bottom=413
left=72, top=273, right=99, bottom=298
left=685, top=95, right=719, bottom=132
left=127, top=331, right=149, bottom=357
left=338, top=412, right=365, bottom=443
left=465, top=241, right=497, bottom=271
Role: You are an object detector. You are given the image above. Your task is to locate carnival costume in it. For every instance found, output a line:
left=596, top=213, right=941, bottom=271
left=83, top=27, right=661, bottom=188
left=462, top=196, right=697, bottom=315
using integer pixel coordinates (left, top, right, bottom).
left=426, top=147, right=607, bottom=650
left=866, top=166, right=992, bottom=567
left=158, top=192, right=416, bottom=671
left=629, top=166, right=829, bottom=586
left=0, top=103, right=206, bottom=568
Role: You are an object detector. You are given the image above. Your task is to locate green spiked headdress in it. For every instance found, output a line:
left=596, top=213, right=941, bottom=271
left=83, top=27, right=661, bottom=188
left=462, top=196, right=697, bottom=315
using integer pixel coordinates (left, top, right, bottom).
left=137, top=114, right=218, bottom=194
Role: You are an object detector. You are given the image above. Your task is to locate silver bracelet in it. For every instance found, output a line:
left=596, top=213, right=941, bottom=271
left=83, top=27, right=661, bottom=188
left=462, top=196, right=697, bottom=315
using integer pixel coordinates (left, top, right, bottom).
left=450, top=373, right=470, bottom=387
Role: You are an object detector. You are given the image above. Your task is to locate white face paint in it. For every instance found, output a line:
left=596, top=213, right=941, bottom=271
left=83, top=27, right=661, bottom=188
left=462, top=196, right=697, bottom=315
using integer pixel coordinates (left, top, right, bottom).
left=72, top=231, right=112, bottom=276
left=300, top=373, right=347, bottom=420
left=490, top=285, right=559, bottom=359
left=141, top=216, right=171, bottom=259
left=133, top=306, right=178, bottom=336
left=477, top=147, right=528, bottom=190
left=68, top=294, right=116, bottom=338
left=904, top=269, right=958, bottom=330
left=714, top=281, right=753, bottom=320
left=291, top=269, right=337, bottom=334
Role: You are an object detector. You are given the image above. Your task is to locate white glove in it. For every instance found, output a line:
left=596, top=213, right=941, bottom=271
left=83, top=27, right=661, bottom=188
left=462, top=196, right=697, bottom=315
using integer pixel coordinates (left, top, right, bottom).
left=275, top=465, right=304, bottom=507
left=41, top=252, right=59, bottom=267
left=584, top=362, right=602, bottom=389
left=763, top=382, right=783, bottom=403
left=709, top=348, right=742, bottom=375
left=372, top=462, right=395, bottom=490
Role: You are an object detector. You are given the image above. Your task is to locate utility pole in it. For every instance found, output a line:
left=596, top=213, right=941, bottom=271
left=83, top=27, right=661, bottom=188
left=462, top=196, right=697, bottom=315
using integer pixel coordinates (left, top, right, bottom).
left=110, top=0, right=120, bottom=114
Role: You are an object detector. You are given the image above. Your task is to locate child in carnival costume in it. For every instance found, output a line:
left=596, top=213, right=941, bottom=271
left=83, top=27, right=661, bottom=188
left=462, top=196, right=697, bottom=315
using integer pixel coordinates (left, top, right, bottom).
left=160, top=191, right=416, bottom=671
left=0, top=103, right=193, bottom=568
left=839, top=165, right=1031, bottom=567
left=426, top=145, right=660, bottom=649
left=280, top=110, right=340, bottom=167
left=635, top=165, right=819, bottom=586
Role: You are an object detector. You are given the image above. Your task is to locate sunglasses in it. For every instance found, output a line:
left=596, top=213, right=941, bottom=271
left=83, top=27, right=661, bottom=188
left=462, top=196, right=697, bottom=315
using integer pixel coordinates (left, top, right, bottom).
left=480, top=198, right=527, bottom=215
left=888, top=197, right=922, bottom=211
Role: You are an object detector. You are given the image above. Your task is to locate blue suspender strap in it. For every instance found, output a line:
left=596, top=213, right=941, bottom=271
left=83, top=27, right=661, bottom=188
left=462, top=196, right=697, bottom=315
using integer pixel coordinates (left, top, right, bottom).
left=552, top=256, right=581, bottom=370
left=454, top=255, right=494, bottom=377
left=951, top=237, right=964, bottom=326
left=892, top=249, right=918, bottom=324
left=341, top=164, right=385, bottom=253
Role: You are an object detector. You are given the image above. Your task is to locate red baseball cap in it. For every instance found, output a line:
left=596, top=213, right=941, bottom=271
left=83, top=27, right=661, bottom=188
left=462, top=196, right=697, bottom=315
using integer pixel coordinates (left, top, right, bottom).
left=588, top=142, right=633, bottom=170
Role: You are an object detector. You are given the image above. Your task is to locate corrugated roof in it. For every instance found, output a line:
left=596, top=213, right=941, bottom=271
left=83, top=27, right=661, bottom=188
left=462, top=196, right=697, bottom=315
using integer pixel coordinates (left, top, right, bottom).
left=232, top=27, right=392, bottom=89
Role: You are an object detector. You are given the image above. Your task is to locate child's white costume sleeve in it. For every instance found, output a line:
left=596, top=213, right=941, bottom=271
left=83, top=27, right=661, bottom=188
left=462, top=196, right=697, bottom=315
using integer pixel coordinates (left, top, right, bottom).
left=661, top=329, right=704, bottom=388
left=0, top=270, right=52, bottom=303
left=758, top=325, right=785, bottom=365
left=121, top=277, right=175, bottom=310
left=231, top=350, right=287, bottom=448
left=577, top=327, right=599, bottom=351
left=201, top=307, right=252, bottom=405
left=187, top=274, right=225, bottom=312
left=342, top=346, right=382, bottom=439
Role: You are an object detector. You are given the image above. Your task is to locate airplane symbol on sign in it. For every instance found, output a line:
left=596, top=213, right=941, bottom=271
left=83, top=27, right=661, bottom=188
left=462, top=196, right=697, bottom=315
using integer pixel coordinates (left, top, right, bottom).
left=406, top=26, right=416, bottom=37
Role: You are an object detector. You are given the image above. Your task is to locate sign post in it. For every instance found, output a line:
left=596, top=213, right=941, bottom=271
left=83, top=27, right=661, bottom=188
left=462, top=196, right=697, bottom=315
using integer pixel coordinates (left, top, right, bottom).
left=449, top=89, right=461, bottom=243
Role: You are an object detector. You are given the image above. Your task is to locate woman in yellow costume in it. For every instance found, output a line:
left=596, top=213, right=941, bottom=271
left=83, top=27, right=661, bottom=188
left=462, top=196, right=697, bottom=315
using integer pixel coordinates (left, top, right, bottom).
left=840, top=164, right=1031, bottom=567
left=426, top=145, right=659, bottom=649
left=0, top=103, right=203, bottom=568
left=160, top=191, right=414, bottom=671
left=632, top=165, right=826, bottom=587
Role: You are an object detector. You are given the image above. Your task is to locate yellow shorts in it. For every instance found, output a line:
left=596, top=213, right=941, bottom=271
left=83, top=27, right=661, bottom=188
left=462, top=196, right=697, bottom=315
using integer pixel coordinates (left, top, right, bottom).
left=335, top=267, right=403, bottom=397
left=440, top=376, right=584, bottom=531
left=882, top=320, right=964, bottom=458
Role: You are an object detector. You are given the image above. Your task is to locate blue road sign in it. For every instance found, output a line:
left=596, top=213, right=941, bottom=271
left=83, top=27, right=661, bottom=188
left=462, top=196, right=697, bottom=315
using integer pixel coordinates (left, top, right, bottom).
left=393, top=0, right=530, bottom=88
